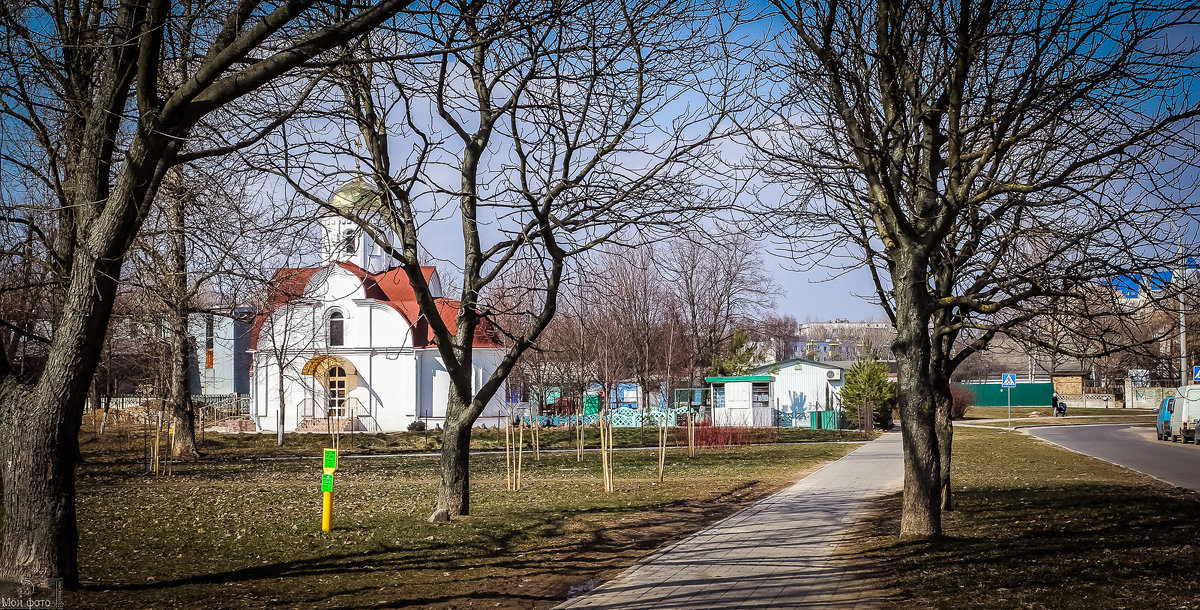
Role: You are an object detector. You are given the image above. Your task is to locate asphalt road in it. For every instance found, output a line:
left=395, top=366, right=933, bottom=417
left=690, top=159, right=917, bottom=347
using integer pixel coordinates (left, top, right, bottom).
left=1029, top=424, right=1200, bottom=492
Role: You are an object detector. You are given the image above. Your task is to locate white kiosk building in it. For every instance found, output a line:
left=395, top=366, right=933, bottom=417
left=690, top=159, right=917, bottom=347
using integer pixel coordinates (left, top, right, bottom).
left=249, top=179, right=506, bottom=432
left=705, top=375, right=776, bottom=427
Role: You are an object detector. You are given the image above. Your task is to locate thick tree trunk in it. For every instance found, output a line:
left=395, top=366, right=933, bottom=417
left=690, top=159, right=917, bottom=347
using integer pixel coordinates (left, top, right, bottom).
left=0, top=254, right=122, bottom=587
left=434, top=392, right=475, bottom=516
left=165, top=176, right=199, bottom=458
left=932, top=378, right=953, bottom=511
left=0, top=382, right=79, bottom=588
left=892, top=267, right=941, bottom=539
left=168, top=311, right=199, bottom=458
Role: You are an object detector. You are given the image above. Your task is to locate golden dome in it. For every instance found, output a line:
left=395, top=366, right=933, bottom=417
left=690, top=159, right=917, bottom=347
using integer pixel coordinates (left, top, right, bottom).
left=328, top=177, right=381, bottom=211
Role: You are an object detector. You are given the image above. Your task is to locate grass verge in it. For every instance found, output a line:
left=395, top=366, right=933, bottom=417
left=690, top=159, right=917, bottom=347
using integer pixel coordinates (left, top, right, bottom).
left=847, top=426, right=1200, bottom=608
left=77, top=418, right=870, bottom=462
left=65, top=442, right=855, bottom=608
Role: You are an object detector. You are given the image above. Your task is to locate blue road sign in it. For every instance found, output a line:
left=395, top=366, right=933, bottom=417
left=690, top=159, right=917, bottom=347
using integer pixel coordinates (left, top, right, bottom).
left=1193, top=366, right=1200, bottom=382
left=1001, top=373, right=1017, bottom=388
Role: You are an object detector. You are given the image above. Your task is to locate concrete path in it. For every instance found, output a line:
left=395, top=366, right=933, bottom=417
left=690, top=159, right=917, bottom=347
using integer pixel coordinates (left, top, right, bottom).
left=556, top=430, right=904, bottom=609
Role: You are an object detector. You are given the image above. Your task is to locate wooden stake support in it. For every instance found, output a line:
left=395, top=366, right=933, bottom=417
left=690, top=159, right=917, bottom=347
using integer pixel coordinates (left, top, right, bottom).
left=658, top=417, right=667, bottom=483
left=688, top=412, right=696, bottom=457
left=599, top=409, right=614, bottom=492
left=576, top=407, right=584, bottom=462
left=153, top=411, right=163, bottom=476
left=505, top=416, right=513, bottom=491
left=607, top=416, right=615, bottom=491
left=599, top=410, right=608, bottom=491
left=516, top=417, right=524, bottom=491
left=533, top=414, right=540, bottom=462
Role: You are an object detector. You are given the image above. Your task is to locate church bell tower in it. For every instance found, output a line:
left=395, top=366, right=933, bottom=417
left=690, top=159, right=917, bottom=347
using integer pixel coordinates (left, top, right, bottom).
left=320, top=177, right=398, bottom=273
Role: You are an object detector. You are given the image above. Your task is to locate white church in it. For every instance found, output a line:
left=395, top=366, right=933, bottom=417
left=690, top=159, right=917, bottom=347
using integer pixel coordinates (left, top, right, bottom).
left=249, top=179, right=507, bottom=432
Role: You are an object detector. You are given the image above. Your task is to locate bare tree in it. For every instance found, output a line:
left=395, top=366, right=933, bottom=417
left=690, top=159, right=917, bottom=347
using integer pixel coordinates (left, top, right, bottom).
left=602, top=247, right=670, bottom=416
left=0, top=0, right=416, bottom=586
left=754, top=0, right=1200, bottom=537
left=261, top=0, right=744, bottom=519
left=755, top=314, right=799, bottom=363
left=661, top=236, right=778, bottom=384
left=251, top=268, right=325, bottom=445
left=126, top=164, right=263, bottom=457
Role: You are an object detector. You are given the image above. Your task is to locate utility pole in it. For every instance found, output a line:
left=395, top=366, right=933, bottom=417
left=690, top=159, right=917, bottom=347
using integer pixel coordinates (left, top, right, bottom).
left=1181, top=236, right=1188, bottom=387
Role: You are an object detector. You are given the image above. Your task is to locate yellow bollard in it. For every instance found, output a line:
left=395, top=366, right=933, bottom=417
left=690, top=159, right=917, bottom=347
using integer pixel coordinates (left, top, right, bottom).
left=321, top=448, right=337, bottom=531
left=321, top=488, right=333, bottom=531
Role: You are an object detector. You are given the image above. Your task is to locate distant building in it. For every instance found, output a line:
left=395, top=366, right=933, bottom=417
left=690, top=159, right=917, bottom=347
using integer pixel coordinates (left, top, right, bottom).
left=796, top=319, right=894, bottom=361
left=189, top=309, right=253, bottom=396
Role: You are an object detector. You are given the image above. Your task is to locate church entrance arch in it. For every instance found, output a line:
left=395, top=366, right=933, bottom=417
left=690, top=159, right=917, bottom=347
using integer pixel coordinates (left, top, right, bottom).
left=301, top=355, right=357, bottom=419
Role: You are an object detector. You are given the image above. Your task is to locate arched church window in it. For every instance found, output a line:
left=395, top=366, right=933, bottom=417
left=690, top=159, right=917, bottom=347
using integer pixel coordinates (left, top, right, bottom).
left=328, top=311, right=344, bottom=347
left=343, top=229, right=358, bottom=255
left=327, top=366, right=346, bottom=417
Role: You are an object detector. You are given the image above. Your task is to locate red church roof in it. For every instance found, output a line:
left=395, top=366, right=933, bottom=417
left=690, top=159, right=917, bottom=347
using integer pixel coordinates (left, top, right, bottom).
left=249, top=267, right=320, bottom=351
left=250, top=262, right=502, bottom=350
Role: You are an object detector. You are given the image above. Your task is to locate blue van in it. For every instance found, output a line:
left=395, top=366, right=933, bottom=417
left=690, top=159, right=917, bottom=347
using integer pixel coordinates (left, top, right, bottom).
left=1156, top=397, right=1181, bottom=441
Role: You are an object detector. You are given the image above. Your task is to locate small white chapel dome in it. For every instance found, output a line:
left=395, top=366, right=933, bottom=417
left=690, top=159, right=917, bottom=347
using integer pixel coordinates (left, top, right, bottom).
left=328, top=177, right=381, bottom=211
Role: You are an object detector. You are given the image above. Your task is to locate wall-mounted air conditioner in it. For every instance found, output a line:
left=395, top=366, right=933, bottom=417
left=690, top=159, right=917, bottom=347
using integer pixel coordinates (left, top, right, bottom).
left=826, top=369, right=842, bottom=381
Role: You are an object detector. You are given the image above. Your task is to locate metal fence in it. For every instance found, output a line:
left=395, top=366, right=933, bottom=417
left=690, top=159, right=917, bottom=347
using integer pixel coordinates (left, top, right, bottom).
left=777, top=409, right=842, bottom=429
left=86, top=393, right=250, bottom=425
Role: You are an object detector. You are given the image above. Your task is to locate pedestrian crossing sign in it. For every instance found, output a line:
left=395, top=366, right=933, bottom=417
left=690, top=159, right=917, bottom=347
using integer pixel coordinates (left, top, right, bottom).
left=1001, top=374, right=1016, bottom=388
left=1193, top=366, right=1200, bottom=382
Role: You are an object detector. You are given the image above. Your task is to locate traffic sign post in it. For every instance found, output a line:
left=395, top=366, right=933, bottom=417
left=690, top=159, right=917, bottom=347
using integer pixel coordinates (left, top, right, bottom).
left=1001, top=374, right=1016, bottom=429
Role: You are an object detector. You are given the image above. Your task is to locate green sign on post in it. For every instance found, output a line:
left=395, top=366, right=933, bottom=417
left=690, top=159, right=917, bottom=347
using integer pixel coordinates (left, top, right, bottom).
left=321, top=474, right=334, bottom=492
left=323, top=448, right=337, bottom=471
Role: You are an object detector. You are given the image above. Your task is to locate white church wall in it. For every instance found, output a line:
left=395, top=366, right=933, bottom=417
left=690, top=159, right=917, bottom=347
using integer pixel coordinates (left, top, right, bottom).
left=253, top=344, right=505, bottom=432
left=357, top=351, right=419, bottom=431
left=418, top=351, right=450, bottom=425
left=259, top=305, right=318, bottom=355
left=474, top=349, right=508, bottom=420
left=413, top=349, right=508, bottom=428
left=252, top=353, right=321, bottom=432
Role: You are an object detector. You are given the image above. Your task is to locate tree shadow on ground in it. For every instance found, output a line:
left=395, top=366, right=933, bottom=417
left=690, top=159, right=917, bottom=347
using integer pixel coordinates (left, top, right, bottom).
left=841, top=483, right=1200, bottom=608
left=72, top=480, right=781, bottom=609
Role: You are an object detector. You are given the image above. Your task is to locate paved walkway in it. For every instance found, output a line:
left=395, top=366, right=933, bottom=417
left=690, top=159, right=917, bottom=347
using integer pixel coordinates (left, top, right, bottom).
left=556, top=431, right=904, bottom=609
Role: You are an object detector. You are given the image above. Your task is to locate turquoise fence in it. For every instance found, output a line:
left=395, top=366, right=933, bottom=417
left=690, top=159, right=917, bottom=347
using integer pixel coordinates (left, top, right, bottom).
left=959, top=382, right=1055, bottom=407
left=775, top=410, right=841, bottom=428
left=809, top=410, right=841, bottom=430
left=521, top=407, right=847, bottom=429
